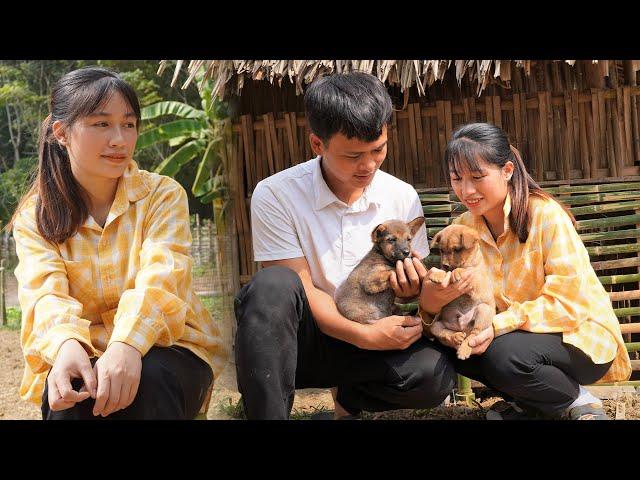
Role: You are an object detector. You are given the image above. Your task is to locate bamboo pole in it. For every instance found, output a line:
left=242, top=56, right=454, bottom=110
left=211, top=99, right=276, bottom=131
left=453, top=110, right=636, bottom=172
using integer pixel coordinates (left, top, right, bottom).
left=455, top=375, right=475, bottom=406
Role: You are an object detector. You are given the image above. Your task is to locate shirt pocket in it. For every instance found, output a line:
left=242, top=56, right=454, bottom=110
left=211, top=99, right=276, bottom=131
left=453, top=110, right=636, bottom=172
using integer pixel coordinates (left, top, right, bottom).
left=504, top=250, right=545, bottom=303
left=62, top=259, right=95, bottom=307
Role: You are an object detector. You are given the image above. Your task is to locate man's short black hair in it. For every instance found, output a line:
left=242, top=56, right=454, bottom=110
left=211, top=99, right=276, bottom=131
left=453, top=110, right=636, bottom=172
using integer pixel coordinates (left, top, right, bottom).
left=303, top=71, right=393, bottom=144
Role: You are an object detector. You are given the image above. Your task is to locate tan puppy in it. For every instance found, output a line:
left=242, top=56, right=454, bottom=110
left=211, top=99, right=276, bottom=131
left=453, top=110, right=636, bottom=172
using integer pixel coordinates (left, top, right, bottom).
left=426, top=224, right=495, bottom=359
left=335, top=217, right=425, bottom=324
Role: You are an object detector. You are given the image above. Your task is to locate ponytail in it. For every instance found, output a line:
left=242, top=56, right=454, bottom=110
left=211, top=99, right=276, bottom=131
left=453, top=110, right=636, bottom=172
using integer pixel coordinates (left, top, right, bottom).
left=508, top=145, right=576, bottom=243
left=10, top=114, right=88, bottom=243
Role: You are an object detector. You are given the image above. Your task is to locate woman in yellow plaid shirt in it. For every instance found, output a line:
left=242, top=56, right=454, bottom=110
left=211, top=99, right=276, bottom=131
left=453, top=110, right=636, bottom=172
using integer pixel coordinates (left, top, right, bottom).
left=11, top=67, right=226, bottom=419
left=418, top=122, right=631, bottom=420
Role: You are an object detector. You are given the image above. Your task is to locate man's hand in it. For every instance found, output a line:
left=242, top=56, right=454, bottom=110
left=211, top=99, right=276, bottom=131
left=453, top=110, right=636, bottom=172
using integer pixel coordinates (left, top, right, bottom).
left=419, top=267, right=474, bottom=315
left=360, top=315, right=423, bottom=350
left=92, top=341, right=142, bottom=417
left=390, top=251, right=428, bottom=300
left=467, top=324, right=494, bottom=356
left=47, top=339, right=97, bottom=411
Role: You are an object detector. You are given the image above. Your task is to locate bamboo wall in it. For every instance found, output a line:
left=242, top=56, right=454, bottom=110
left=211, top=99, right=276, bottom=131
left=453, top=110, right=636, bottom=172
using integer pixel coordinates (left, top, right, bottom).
left=228, top=86, right=640, bottom=284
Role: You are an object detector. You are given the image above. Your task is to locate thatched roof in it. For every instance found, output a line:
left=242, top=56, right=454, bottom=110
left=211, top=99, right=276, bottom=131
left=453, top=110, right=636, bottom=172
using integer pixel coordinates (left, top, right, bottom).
left=159, top=60, right=637, bottom=100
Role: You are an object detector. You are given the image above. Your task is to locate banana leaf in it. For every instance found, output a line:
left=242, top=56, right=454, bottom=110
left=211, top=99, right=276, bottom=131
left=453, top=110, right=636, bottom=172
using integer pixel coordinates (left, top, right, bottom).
left=141, top=101, right=207, bottom=121
left=200, top=187, right=227, bottom=204
left=136, top=119, right=206, bottom=150
left=192, top=138, right=223, bottom=197
left=154, top=139, right=206, bottom=177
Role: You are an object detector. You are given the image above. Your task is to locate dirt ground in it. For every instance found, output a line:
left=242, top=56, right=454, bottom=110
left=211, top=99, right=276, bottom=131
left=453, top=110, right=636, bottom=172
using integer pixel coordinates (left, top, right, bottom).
left=2, top=328, right=639, bottom=421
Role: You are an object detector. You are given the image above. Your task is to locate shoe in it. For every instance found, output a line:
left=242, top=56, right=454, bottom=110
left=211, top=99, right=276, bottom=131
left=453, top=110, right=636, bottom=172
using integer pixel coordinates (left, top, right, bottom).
left=485, top=401, right=539, bottom=420
left=565, top=403, right=610, bottom=420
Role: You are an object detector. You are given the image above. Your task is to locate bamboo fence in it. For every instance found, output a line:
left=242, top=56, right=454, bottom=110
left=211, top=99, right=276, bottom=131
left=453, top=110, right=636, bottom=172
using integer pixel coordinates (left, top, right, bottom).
left=228, top=87, right=640, bottom=284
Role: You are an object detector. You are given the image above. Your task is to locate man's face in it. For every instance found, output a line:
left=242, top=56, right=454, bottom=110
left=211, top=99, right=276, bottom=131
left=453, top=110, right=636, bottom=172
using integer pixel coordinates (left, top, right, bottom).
left=310, top=125, right=388, bottom=193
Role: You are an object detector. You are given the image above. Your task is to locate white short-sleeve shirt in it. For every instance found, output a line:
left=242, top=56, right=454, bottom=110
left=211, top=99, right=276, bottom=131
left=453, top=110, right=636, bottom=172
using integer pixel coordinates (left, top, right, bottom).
left=251, top=156, right=429, bottom=298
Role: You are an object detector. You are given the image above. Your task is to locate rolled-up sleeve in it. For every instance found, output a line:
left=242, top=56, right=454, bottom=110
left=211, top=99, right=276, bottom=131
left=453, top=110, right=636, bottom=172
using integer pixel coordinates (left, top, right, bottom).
left=14, top=205, right=97, bottom=373
left=493, top=204, right=592, bottom=337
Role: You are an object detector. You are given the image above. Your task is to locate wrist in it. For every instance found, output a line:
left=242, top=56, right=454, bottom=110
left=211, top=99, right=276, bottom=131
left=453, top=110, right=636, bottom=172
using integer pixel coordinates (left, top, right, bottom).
left=110, top=341, right=142, bottom=358
left=418, top=299, right=440, bottom=317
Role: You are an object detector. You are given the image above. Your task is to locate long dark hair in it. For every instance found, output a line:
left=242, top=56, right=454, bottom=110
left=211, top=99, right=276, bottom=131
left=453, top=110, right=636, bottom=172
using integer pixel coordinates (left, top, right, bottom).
left=444, top=122, right=575, bottom=243
left=10, top=66, right=141, bottom=244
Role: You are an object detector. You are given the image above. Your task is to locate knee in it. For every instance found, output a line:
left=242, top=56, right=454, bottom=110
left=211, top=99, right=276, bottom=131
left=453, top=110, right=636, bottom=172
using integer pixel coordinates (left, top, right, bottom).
left=480, top=347, right=538, bottom=392
left=250, top=266, right=301, bottom=294
left=237, top=266, right=302, bottom=307
left=139, top=350, right=178, bottom=392
left=395, top=355, right=457, bottom=408
left=235, top=266, right=303, bottom=337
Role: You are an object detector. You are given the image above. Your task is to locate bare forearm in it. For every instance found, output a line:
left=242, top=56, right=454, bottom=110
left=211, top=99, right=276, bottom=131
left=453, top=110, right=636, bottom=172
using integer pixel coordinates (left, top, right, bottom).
left=305, top=285, right=371, bottom=349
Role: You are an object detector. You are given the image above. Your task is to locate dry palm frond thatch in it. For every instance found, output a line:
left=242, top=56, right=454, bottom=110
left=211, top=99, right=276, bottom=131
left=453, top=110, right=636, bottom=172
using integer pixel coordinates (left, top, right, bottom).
left=163, top=60, right=636, bottom=100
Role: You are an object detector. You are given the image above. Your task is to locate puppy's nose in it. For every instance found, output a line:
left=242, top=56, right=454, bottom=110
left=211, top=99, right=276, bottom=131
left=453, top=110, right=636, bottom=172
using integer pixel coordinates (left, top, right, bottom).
left=441, top=263, right=451, bottom=272
left=401, top=248, right=410, bottom=257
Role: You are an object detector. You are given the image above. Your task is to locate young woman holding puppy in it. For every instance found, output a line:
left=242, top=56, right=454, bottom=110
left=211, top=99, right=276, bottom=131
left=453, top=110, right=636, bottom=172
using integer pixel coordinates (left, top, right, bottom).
left=11, top=66, right=227, bottom=419
left=418, top=122, right=631, bottom=420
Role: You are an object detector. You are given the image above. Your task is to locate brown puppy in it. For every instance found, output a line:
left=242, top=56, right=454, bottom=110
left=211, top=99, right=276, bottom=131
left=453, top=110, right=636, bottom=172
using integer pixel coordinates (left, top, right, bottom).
left=426, top=224, right=495, bottom=360
left=335, top=217, right=425, bottom=324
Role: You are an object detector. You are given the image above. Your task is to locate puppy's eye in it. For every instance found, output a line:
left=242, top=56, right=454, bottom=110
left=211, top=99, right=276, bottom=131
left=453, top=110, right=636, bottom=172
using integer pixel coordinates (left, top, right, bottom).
left=387, top=236, right=396, bottom=242
left=453, top=246, right=463, bottom=252
left=407, top=236, right=412, bottom=242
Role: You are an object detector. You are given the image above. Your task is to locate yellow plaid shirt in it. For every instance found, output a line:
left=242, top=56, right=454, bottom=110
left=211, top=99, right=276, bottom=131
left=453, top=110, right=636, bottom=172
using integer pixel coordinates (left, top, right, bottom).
left=13, top=161, right=229, bottom=405
left=454, top=193, right=631, bottom=383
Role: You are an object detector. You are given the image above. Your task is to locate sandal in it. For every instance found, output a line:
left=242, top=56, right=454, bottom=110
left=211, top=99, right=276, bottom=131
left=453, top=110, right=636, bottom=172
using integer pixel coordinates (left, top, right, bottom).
left=566, top=403, right=610, bottom=420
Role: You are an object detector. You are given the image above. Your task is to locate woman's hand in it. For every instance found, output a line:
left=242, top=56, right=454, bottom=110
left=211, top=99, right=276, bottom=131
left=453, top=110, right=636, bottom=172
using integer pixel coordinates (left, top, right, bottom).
left=419, top=267, right=474, bottom=315
left=92, top=341, right=142, bottom=417
left=467, top=324, right=494, bottom=356
left=390, top=251, right=428, bottom=300
left=47, top=339, right=97, bottom=411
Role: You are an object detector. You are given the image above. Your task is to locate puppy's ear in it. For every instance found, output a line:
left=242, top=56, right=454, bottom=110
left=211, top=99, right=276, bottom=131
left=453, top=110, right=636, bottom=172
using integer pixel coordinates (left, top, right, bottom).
left=371, top=224, right=387, bottom=243
left=407, top=216, right=425, bottom=236
left=460, top=228, right=479, bottom=250
left=430, top=231, right=442, bottom=249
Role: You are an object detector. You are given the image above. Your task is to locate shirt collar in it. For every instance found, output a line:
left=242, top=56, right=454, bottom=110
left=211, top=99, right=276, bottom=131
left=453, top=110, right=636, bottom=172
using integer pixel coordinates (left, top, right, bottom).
left=81, top=160, right=151, bottom=230
left=312, top=156, right=384, bottom=211
left=312, top=156, right=340, bottom=210
left=471, top=192, right=512, bottom=244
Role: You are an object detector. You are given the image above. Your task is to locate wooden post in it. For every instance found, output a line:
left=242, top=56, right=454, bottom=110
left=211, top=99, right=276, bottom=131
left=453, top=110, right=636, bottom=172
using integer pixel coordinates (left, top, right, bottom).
left=195, top=213, right=201, bottom=264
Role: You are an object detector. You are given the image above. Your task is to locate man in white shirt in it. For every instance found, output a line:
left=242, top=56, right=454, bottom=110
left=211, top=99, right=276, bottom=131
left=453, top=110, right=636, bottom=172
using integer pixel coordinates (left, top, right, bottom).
left=234, top=72, right=471, bottom=420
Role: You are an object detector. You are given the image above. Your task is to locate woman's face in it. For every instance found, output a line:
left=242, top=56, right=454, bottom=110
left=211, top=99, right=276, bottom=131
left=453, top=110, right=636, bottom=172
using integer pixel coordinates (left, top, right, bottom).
left=449, top=156, right=514, bottom=219
left=54, top=90, right=138, bottom=182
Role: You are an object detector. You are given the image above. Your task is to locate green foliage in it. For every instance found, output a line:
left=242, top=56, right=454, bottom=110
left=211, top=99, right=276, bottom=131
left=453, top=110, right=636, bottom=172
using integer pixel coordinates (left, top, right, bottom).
left=1, top=307, right=22, bottom=330
left=192, top=263, right=215, bottom=279
left=118, top=69, right=162, bottom=107
left=198, top=294, right=223, bottom=321
left=137, top=67, right=231, bottom=226
left=218, top=397, right=246, bottom=419
left=0, top=156, right=36, bottom=222
left=216, top=396, right=332, bottom=420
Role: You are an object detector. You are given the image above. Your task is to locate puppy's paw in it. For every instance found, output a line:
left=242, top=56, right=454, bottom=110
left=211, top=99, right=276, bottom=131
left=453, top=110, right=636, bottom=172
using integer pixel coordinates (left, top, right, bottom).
left=452, top=331, right=466, bottom=346
left=457, top=341, right=472, bottom=360
left=429, top=269, right=448, bottom=284
left=451, top=268, right=464, bottom=283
